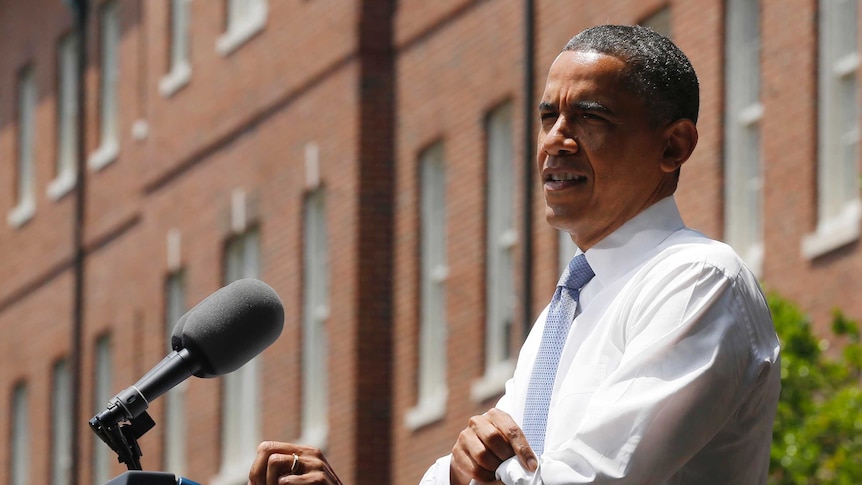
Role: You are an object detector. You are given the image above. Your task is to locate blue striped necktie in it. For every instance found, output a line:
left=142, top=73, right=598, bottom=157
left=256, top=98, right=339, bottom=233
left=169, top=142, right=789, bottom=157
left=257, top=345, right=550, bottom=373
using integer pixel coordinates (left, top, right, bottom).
left=523, top=254, right=595, bottom=456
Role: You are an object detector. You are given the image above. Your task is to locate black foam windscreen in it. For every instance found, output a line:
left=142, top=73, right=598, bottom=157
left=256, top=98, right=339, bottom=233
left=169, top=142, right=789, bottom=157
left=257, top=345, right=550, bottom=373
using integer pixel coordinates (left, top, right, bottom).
left=179, top=278, right=284, bottom=377
left=170, top=309, right=192, bottom=351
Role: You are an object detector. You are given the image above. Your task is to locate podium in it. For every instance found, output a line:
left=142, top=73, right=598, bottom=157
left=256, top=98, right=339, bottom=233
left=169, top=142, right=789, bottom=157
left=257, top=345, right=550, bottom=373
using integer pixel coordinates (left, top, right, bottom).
left=104, top=471, right=201, bottom=485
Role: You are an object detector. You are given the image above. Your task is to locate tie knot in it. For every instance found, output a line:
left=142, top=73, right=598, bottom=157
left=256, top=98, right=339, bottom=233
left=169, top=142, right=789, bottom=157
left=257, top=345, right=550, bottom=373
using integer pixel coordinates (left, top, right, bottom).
left=559, top=254, right=594, bottom=290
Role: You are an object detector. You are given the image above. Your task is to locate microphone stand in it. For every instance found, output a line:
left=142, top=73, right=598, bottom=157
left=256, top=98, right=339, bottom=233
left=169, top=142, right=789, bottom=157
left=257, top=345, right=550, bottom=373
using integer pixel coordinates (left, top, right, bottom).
left=89, top=410, right=155, bottom=471
left=90, top=410, right=200, bottom=484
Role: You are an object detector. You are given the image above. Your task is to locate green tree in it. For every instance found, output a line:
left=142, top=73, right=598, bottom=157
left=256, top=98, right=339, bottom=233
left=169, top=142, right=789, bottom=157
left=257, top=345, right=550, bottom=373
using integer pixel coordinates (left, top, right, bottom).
left=768, top=294, right=862, bottom=484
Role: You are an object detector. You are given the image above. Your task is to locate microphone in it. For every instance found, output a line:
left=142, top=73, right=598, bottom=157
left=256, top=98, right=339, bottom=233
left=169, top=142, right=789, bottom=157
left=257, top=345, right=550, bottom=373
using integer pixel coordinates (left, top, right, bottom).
left=90, top=278, right=284, bottom=431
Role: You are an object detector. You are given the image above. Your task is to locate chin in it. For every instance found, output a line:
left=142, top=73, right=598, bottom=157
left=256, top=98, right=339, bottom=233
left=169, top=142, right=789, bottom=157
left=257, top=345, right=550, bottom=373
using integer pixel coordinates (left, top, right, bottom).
left=545, top=206, right=575, bottom=229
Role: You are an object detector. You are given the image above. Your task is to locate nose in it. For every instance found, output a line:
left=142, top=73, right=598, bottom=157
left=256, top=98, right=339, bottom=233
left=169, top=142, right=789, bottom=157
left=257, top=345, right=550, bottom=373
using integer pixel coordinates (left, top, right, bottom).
left=541, top=117, right=579, bottom=156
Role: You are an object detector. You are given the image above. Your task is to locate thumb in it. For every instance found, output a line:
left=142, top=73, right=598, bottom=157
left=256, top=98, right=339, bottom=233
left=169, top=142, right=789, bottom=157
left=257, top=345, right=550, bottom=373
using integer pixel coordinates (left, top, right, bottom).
left=514, top=442, right=538, bottom=472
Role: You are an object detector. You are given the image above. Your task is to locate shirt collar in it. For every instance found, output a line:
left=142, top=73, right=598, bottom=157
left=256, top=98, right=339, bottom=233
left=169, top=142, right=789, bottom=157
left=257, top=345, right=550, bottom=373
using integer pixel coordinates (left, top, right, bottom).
left=579, top=196, right=685, bottom=288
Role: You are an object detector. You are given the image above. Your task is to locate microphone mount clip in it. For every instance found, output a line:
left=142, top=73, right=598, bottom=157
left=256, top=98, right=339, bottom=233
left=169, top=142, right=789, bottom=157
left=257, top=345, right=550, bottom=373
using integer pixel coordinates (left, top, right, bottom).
left=89, top=409, right=155, bottom=470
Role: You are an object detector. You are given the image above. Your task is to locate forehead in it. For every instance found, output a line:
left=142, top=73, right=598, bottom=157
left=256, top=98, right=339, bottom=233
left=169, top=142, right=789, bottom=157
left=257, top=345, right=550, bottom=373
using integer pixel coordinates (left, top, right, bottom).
left=541, top=50, right=637, bottom=106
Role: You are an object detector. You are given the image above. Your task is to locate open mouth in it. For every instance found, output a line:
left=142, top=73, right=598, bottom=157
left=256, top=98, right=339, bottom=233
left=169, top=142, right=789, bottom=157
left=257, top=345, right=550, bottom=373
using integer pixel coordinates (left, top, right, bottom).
left=545, top=172, right=587, bottom=189
left=546, top=173, right=587, bottom=183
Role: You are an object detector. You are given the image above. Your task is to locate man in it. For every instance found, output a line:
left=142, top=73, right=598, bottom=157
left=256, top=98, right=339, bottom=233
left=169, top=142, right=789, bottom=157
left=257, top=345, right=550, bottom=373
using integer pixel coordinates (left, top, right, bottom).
left=249, top=25, right=781, bottom=485
left=426, top=24, right=780, bottom=485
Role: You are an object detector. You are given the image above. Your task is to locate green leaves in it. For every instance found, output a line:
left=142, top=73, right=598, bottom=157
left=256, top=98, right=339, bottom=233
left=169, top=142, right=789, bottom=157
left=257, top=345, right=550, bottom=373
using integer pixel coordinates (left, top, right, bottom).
left=768, top=295, right=862, bottom=484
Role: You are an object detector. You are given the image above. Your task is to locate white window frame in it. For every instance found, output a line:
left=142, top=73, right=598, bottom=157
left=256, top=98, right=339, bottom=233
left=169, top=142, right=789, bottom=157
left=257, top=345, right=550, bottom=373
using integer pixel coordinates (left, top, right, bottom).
left=93, top=336, right=113, bottom=485
left=216, top=0, right=267, bottom=56
left=8, top=65, right=37, bottom=228
left=472, top=103, right=517, bottom=402
left=163, top=271, right=187, bottom=477
left=214, top=229, right=261, bottom=485
left=406, top=142, right=448, bottom=429
left=804, top=0, right=861, bottom=258
left=89, top=0, right=120, bottom=170
left=724, top=0, right=764, bottom=276
left=160, top=0, right=192, bottom=97
left=11, top=383, right=30, bottom=485
left=51, top=360, right=72, bottom=485
left=49, top=33, right=79, bottom=200
left=298, top=189, right=330, bottom=446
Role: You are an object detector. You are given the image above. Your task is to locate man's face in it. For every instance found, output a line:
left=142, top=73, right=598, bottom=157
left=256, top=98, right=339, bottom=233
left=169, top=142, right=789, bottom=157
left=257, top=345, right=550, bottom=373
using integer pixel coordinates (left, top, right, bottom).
left=537, top=50, right=678, bottom=251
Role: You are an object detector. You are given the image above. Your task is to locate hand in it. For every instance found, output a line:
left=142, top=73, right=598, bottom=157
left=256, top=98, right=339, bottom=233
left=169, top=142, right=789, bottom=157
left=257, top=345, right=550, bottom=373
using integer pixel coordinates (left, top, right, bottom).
left=248, top=441, right=343, bottom=485
left=449, top=408, right=538, bottom=484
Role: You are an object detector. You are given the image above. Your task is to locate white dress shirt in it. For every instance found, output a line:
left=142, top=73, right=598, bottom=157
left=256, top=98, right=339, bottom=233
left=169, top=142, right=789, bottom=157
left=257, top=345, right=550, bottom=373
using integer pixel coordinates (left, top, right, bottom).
left=421, top=196, right=781, bottom=484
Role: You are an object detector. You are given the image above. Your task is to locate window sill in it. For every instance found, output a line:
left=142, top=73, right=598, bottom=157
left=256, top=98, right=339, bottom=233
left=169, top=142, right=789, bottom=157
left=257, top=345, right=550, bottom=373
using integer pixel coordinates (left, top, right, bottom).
left=801, top=200, right=861, bottom=259
left=405, top=390, right=447, bottom=431
left=7, top=200, right=35, bottom=228
left=216, top=11, right=266, bottom=56
left=470, top=360, right=514, bottom=403
left=88, top=140, right=119, bottom=171
left=47, top=171, right=77, bottom=201
left=159, top=62, right=191, bottom=98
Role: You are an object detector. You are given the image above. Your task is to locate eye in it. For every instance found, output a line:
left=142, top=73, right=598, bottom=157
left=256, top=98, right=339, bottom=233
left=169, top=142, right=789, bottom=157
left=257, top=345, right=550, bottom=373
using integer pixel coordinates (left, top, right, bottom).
left=540, top=111, right=557, bottom=121
left=580, top=112, right=605, bottom=122
left=539, top=112, right=559, bottom=128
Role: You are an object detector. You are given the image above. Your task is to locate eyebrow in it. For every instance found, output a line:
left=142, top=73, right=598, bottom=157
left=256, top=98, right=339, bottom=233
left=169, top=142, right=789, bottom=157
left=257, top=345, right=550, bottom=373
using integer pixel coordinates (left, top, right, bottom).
left=537, top=100, right=615, bottom=116
left=573, top=100, right=614, bottom=115
left=538, top=101, right=555, bottom=112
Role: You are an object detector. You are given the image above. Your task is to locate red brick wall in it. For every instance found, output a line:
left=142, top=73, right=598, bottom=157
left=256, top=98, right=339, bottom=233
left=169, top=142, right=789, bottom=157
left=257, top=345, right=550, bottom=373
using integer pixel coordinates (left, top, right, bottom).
left=392, top=1, right=527, bottom=481
left=0, top=0, right=367, bottom=482
left=2, top=0, right=859, bottom=484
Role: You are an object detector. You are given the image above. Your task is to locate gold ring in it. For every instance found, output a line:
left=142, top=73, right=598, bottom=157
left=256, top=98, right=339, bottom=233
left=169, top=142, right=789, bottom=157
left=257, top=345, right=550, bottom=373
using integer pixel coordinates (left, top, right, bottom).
left=290, top=453, right=299, bottom=473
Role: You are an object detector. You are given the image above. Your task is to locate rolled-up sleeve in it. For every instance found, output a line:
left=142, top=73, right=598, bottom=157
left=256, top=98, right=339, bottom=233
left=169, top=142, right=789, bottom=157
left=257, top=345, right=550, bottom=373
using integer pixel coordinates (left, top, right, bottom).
left=419, top=454, right=452, bottom=484
left=494, top=258, right=779, bottom=484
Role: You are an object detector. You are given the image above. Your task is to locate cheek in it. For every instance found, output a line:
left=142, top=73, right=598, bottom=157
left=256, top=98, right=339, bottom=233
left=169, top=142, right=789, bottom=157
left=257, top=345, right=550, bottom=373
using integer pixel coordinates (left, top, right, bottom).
left=593, top=165, right=644, bottom=203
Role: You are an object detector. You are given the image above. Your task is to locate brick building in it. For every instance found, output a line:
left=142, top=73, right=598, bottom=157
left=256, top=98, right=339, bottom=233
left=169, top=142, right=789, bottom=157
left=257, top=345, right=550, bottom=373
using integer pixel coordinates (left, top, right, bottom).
left=0, top=0, right=858, bottom=484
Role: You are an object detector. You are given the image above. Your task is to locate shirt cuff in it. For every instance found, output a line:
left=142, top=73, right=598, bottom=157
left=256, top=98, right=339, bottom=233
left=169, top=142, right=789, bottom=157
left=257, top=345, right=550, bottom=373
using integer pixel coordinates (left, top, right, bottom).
left=420, top=454, right=453, bottom=484
left=496, top=456, right=537, bottom=485
left=420, top=454, right=539, bottom=485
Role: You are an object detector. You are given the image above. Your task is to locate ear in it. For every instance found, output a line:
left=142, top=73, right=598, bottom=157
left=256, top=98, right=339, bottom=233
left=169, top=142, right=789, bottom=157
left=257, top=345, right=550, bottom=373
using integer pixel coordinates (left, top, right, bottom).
left=659, top=119, right=698, bottom=173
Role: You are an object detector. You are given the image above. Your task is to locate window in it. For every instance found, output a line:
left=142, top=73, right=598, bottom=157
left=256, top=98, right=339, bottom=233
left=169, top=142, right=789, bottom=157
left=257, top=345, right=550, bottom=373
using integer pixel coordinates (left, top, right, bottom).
left=49, top=33, right=79, bottom=200
left=300, top=189, right=329, bottom=445
left=89, top=0, right=120, bottom=170
left=472, top=102, right=517, bottom=402
left=406, top=142, right=448, bottom=429
left=93, top=336, right=113, bottom=485
left=163, top=271, right=187, bottom=476
left=804, top=0, right=860, bottom=257
left=8, top=65, right=37, bottom=228
left=216, top=0, right=267, bottom=55
left=10, top=383, right=30, bottom=485
left=51, top=360, right=72, bottom=485
left=217, top=229, right=260, bottom=484
left=160, top=0, right=192, bottom=97
left=724, top=0, right=763, bottom=275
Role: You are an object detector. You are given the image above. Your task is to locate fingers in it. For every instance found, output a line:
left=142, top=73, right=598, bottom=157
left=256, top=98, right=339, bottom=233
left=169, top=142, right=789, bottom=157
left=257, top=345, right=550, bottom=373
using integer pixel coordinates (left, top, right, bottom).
left=451, top=426, right=497, bottom=483
left=450, top=408, right=539, bottom=483
left=275, top=470, right=335, bottom=485
left=481, top=409, right=528, bottom=463
left=483, top=409, right=538, bottom=473
left=265, top=451, right=300, bottom=484
left=477, top=409, right=538, bottom=473
left=249, top=441, right=284, bottom=485
left=248, top=442, right=343, bottom=485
